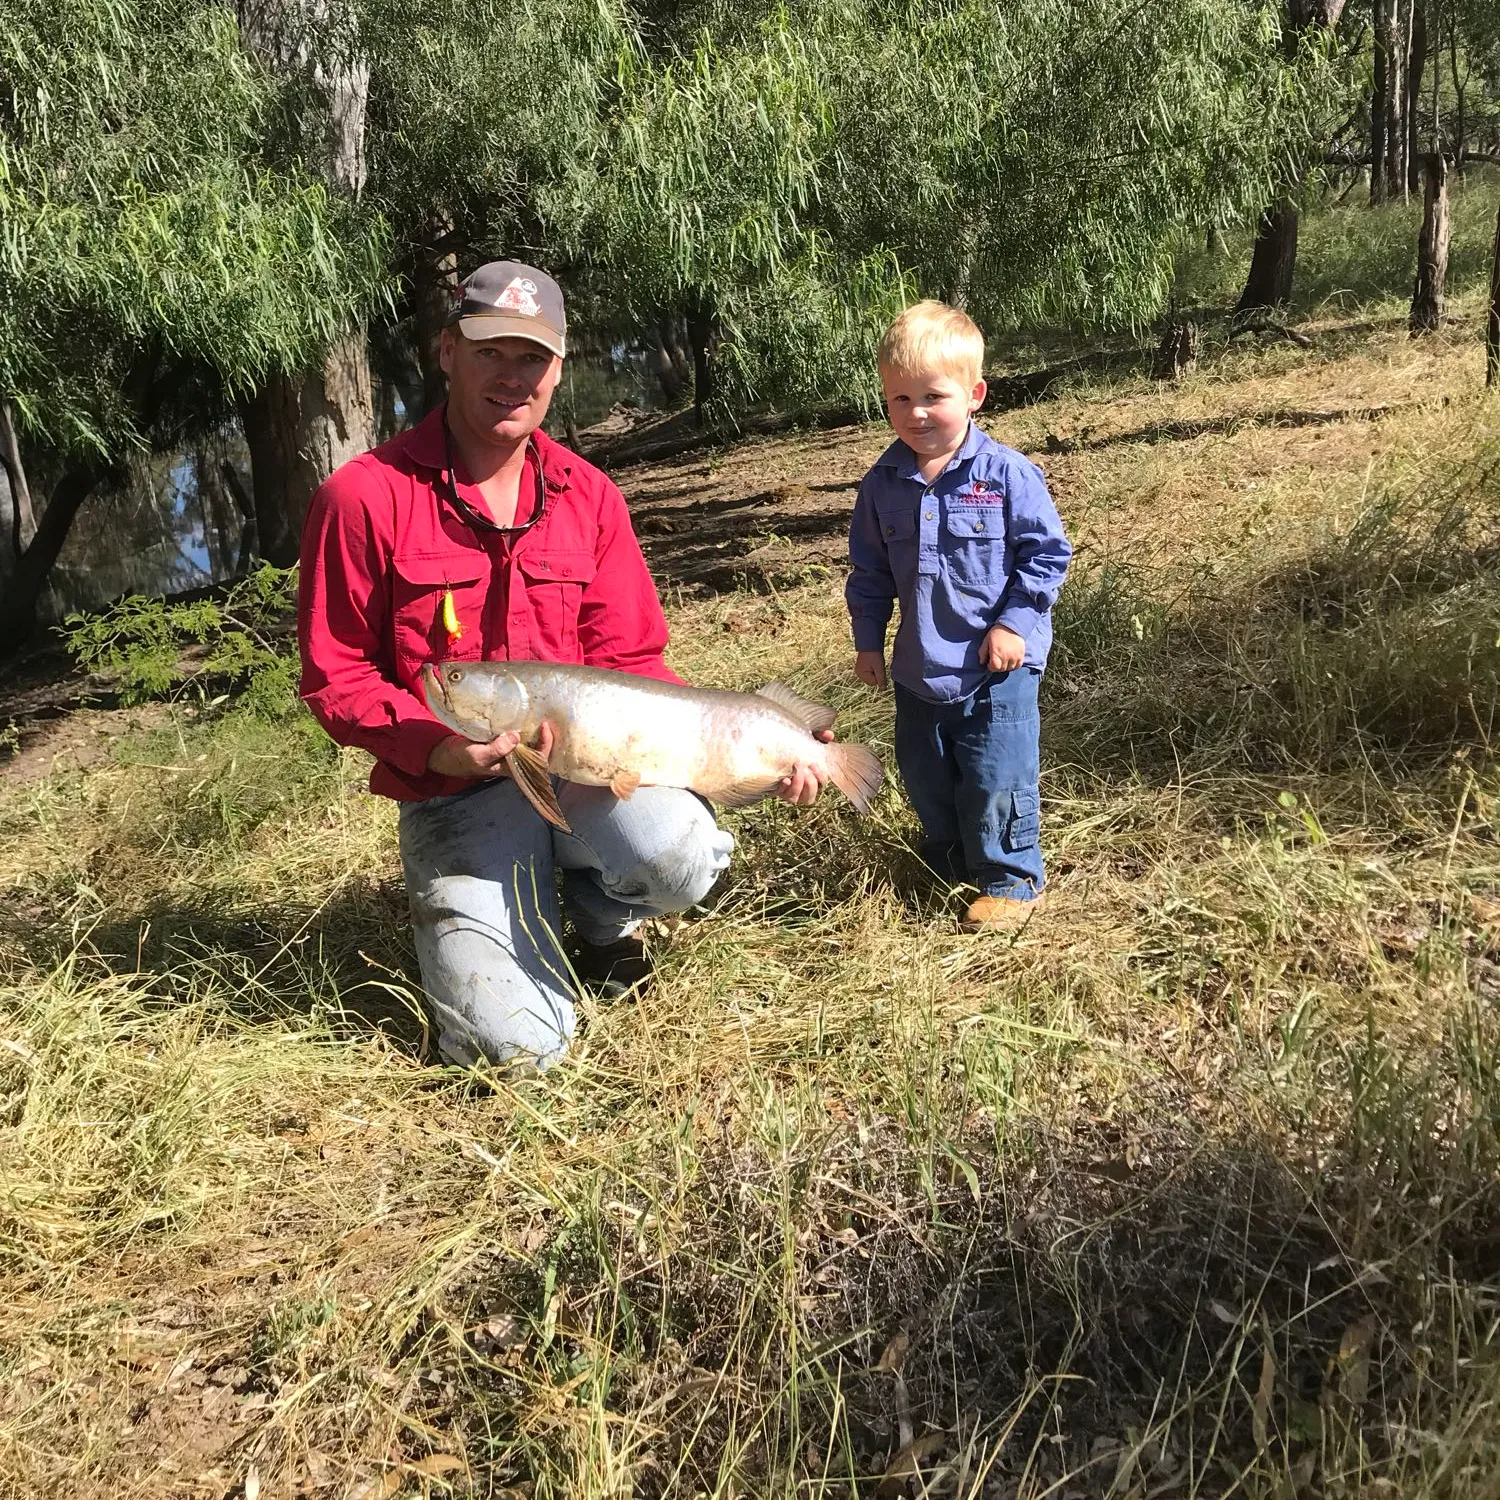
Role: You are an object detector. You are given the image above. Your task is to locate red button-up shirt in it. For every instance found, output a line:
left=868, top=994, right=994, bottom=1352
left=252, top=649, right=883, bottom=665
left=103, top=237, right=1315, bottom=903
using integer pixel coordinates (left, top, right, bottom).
left=297, top=405, right=678, bottom=801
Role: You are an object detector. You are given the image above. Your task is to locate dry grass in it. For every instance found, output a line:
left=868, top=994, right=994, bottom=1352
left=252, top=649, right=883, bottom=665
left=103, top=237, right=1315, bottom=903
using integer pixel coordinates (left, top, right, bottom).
left=3, top=238, right=1500, bottom=1499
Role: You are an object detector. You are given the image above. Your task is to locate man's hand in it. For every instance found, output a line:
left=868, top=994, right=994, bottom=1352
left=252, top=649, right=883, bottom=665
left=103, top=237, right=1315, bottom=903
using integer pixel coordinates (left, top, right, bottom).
left=981, top=625, right=1027, bottom=673
left=428, top=721, right=555, bottom=779
left=854, top=651, right=887, bottom=689
left=777, top=727, right=835, bottom=806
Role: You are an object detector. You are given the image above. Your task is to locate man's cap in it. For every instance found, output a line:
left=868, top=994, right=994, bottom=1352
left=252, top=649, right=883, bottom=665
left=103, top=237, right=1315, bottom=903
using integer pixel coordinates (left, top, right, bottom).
left=448, top=261, right=566, bottom=357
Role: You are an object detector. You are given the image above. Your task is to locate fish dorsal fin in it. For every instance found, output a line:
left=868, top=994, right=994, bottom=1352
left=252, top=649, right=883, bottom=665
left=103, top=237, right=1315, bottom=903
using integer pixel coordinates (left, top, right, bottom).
left=755, top=681, right=836, bottom=734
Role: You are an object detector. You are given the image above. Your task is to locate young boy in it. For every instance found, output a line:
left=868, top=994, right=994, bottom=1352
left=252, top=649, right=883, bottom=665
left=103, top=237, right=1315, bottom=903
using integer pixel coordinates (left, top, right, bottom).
left=846, top=300, right=1072, bottom=931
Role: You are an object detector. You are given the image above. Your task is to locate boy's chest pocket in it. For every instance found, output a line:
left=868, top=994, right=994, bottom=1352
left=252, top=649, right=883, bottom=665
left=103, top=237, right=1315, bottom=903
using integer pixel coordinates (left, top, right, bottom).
left=391, top=550, right=492, bottom=679
left=872, top=504, right=933, bottom=576
left=943, top=505, right=1009, bottom=590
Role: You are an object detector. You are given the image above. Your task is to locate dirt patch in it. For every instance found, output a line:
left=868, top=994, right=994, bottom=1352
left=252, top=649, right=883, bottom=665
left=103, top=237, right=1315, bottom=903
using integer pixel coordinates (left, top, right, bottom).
left=0, top=636, right=133, bottom=784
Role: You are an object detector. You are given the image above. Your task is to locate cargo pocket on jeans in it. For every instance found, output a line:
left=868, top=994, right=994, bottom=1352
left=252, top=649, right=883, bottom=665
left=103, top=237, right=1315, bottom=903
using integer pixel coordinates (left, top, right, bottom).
left=1002, top=789, right=1041, bottom=852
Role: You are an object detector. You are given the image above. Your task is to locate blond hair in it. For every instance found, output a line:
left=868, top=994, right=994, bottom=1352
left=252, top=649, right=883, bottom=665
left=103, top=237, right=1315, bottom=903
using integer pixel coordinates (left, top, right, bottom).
left=878, top=300, right=985, bottom=388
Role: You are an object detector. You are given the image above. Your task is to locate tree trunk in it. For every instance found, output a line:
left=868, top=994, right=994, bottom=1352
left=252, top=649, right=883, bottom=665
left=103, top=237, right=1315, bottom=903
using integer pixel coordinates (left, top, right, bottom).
left=945, top=223, right=979, bottom=309
left=220, top=459, right=259, bottom=574
left=1152, top=319, right=1199, bottom=381
left=1449, top=18, right=1466, bottom=176
left=1408, top=152, right=1449, bottom=333
left=1236, top=202, right=1300, bottom=317
left=410, top=230, right=459, bottom=418
left=239, top=327, right=374, bottom=567
left=1374, top=0, right=1407, bottom=201
left=685, top=293, right=718, bottom=426
left=0, top=404, right=36, bottom=550
left=0, top=463, right=115, bottom=648
left=1370, top=2, right=1388, bottom=206
left=1237, top=0, right=1346, bottom=315
left=235, top=0, right=375, bottom=567
left=1384, top=0, right=1407, bottom=200
left=651, top=320, right=691, bottom=404
left=1404, top=0, right=1427, bottom=197
left=0, top=448, right=16, bottom=608
left=1487, top=198, right=1500, bottom=389
left=194, top=445, right=240, bottom=579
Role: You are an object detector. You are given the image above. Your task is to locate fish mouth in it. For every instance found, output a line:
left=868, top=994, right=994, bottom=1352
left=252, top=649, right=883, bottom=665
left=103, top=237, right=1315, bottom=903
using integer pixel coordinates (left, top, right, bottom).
left=422, top=663, right=451, bottom=716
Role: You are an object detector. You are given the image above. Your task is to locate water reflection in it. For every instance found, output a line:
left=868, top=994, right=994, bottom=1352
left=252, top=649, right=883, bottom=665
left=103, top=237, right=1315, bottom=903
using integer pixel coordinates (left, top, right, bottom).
left=44, top=353, right=664, bottom=622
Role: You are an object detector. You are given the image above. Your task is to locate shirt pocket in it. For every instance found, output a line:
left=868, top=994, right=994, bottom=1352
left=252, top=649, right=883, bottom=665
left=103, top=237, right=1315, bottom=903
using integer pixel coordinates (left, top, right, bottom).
left=516, top=548, right=598, bottom=661
left=391, top=549, right=491, bottom=683
left=943, top=504, right=1009, bottom=593
left=872, top=502, right=930, bottom=576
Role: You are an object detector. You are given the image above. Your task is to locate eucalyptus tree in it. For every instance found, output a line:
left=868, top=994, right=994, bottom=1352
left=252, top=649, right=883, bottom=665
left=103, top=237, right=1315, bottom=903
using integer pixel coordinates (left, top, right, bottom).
left=0, top=0, right=382, bottom=644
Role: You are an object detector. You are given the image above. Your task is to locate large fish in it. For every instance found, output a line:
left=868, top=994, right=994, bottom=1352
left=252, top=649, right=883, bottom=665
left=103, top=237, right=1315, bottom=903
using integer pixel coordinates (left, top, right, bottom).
left=421, top=660, right=883, bottom=834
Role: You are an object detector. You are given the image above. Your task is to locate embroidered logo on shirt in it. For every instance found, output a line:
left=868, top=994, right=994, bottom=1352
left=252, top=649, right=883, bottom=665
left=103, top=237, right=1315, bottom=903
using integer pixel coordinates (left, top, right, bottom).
left=496, top=277, right=541, bottom=316
left=952, top=481, right=1006, bottom=506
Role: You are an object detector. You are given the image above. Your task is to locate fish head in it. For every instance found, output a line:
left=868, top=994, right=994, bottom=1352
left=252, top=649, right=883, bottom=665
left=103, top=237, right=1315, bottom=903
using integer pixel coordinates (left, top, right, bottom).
left=422, top=661, right=530, bottom=741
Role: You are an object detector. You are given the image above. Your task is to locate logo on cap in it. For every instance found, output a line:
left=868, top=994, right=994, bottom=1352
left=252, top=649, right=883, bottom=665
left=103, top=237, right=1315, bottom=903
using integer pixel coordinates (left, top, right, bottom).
left=496, top=277, right=541, bottom=317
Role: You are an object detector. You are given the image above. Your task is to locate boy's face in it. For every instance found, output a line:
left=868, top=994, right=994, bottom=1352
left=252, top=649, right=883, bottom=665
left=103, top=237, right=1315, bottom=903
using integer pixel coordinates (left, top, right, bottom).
left=881, top=366, right=986, bottom=462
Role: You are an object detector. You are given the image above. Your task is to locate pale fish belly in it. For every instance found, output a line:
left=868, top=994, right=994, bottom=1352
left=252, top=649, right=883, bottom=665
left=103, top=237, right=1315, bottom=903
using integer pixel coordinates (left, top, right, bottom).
left=695, top=698, right=815, bottom=796
left=537, top=674, right=713, bottom=790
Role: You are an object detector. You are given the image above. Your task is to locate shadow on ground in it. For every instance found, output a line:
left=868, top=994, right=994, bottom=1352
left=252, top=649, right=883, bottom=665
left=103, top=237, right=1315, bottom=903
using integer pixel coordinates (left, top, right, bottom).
left=4, top=880, right=432, bottom=1054
left=431, top=1067, right=1500, bottom=1498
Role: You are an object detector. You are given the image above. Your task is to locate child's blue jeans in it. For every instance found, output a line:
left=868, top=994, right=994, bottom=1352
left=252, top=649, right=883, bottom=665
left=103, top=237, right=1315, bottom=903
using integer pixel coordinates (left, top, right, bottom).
left=893, top=668, right=1044, bottom=900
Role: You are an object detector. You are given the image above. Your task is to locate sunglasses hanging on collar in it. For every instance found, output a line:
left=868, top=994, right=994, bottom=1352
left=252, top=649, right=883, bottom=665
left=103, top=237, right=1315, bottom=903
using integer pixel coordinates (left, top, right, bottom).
left=441, top=426, right=548, bottom=541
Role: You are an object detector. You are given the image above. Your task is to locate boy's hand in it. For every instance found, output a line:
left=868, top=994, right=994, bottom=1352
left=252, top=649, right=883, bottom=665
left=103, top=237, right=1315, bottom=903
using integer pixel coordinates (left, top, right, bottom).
left=981, top=626, right=1027, bottom=673
left=777, top=727, right=834, bottom=805
left=854, top=651, right=887, bottom=689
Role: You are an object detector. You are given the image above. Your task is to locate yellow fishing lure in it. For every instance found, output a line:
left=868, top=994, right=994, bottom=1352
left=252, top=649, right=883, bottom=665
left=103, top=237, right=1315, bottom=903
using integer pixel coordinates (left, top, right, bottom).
left=441, top=589, right=463, bottom=641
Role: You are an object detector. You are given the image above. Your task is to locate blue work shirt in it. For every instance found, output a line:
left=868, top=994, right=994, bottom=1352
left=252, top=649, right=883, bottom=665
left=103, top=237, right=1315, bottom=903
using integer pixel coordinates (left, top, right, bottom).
left=846, top=422, right=1072, bottom=703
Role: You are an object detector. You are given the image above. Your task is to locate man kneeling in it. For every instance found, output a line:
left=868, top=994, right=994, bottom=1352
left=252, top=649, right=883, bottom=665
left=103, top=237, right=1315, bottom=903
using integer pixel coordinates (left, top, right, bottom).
left=297, top=262, right=826, bottom=1068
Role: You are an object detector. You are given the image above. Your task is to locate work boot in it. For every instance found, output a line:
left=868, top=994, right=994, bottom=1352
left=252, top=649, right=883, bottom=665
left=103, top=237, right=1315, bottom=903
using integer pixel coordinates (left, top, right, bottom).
left=572, top=932, right=652, bottom=999
left=960, top=890, right=1046, bottom=933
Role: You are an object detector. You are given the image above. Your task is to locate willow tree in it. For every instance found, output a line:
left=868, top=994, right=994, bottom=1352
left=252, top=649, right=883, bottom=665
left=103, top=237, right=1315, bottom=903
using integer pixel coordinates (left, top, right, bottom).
left=548, top=25, right=889, bottom=421
left=0, top=0, right=384, bottom=645
left=358, top=0, right=626, bottom=418
left=557, top=0, right=1321, bottom=417
left=1234, top=0, right=1351, bottom=318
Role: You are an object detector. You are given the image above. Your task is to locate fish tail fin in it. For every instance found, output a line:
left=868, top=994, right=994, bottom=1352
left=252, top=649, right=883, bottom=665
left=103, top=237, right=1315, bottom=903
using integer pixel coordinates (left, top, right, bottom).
left=825, top=742, right=884, bottom=814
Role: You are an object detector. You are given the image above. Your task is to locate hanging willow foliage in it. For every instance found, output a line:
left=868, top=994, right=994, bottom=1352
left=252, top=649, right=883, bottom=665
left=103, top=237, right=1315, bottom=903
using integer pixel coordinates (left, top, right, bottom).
left=548, top=0, right=1333, bottom=412
left=0, top=0, right=388, bottom=455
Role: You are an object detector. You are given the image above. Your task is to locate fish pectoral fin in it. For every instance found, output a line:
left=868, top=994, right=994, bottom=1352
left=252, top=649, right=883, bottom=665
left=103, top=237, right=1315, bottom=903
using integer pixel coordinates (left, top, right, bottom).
left=505, top=745, right=572, bottom=833
left=714, top=773, right=787, bottom=808
left=608, top=769, right=642, bottom=800
left=755, top=681, right=837, bottom=735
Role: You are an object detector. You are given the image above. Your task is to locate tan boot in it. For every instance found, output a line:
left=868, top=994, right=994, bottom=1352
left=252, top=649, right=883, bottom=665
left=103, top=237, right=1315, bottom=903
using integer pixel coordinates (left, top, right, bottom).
left=960, top=890, right=1046, bottom=933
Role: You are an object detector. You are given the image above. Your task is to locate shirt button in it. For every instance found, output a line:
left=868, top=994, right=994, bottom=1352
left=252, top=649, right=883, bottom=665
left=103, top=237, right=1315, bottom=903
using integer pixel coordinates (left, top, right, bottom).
left=975, top=521, right=985, bottom=531
left=885, top=525, right=895, bottom=535
left=923, top=512, right=933, bottom=520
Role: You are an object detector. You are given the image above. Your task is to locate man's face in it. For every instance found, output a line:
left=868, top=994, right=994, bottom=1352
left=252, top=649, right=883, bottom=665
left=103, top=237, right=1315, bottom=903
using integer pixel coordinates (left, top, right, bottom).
left=441, top=329, right=562, bottom=445
left=881, top=366, right=985, bottom=460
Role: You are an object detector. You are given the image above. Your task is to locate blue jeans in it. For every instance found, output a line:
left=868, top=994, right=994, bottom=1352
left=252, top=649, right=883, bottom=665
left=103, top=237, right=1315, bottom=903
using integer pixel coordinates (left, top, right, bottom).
left=893, top=669, right=1044, bottom=900
left=398, top=779, right=734, bottom=1068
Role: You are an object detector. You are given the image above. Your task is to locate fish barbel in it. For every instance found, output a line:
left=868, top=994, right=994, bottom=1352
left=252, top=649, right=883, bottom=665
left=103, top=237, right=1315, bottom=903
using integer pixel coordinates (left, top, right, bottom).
left=421, top=660, right=883, bottom=834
